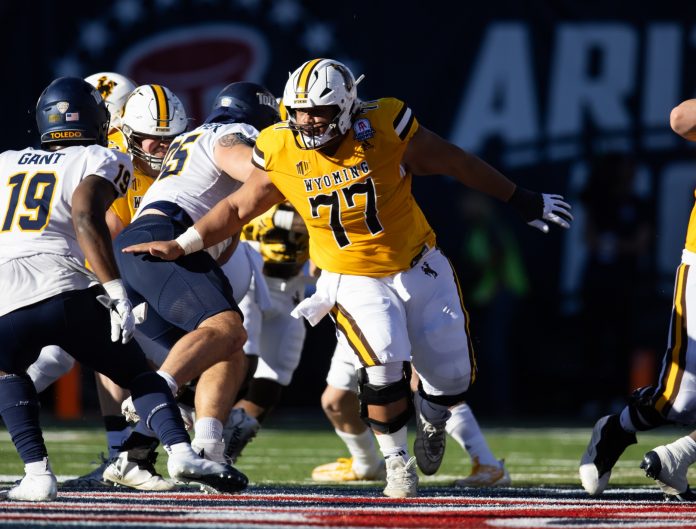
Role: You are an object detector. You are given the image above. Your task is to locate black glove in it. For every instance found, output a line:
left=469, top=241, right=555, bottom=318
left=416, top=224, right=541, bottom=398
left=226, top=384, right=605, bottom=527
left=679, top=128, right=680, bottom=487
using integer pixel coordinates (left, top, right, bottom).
left=508, top=186, right=573, bottom=233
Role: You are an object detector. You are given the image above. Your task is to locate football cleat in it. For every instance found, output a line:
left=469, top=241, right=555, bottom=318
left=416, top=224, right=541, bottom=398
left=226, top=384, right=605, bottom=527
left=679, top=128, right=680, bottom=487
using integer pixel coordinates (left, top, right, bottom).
left=579, top=414, right=637, bottom=496
left=413, top=392, right=450, bottom=475
left=166, top=447, right=248, bottom=494
left=191, top=438, right=227, bottom=465
left=311, top=457, right=386, bottom=482
left=0, top=458, right=57, bottom=502
left=62, top=453, right=111, bottom=488
left=223, top=408, right=260, bottom=463
left=103, top=448, right=174, bottom=491
left=641, top=445, right=696, bottom=499
left=383, top=456, right=418, bottom=498
left=454, top=458, right=511, bottom=488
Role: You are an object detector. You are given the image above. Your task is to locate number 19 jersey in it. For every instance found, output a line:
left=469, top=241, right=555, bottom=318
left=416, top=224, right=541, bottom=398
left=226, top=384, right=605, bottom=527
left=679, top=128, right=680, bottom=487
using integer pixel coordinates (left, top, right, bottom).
left=252, top=97, right=436, bottom=277
left=0, top=145, right=132, bottom=315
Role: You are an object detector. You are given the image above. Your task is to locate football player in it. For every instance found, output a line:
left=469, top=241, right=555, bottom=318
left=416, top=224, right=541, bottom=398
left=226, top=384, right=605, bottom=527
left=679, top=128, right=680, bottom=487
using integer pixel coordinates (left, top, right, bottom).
left=122, top=58, right=572, bottom=498
left=580, top=98, right=696, bottom=502
left=0, top=77, right=246, bottom=501
left=109, top=81, right=280, bottom=483
left=28, top=82, right=190, bottom=490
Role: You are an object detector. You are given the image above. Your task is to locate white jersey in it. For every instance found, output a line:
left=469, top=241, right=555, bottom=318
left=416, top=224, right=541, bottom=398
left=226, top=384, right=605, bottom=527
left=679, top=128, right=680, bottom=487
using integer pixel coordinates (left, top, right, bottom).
left=0, top=145, right=132, bottom=316
left=136, top=122, right=258, bottom=223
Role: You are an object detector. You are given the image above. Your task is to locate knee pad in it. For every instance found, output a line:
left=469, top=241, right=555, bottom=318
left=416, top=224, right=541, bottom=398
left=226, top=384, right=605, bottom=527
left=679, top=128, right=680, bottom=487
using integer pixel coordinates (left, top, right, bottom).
left=357, top=362, right=413, bottom=434
left=417, top=380, right=468, bottom=407
left=628, top=385, right=672, bottom=430
left=27, top=346, right=75, bottom=393
left=245, top=378, right=283, bottom=417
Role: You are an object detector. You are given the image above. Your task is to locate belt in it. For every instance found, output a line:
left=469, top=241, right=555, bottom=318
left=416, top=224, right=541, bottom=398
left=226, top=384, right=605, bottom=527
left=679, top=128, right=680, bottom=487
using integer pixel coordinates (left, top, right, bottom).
left=410, top=244, right=431, bottom=268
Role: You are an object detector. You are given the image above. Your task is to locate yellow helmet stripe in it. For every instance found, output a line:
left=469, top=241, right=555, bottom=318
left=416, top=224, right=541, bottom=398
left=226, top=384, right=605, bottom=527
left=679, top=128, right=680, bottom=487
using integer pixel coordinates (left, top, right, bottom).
left=296, top=58, right=324, bottom=97
left=150, top=84, right=169, bottom=128
left=331, top=304, right=380, bottom=367
left=655, top=263, right=689, bottom=413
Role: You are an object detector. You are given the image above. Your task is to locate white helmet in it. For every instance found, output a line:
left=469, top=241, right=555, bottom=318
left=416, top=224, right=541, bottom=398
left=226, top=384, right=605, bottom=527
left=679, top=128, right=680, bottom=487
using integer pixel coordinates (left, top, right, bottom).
left=84, top=72, right=136, bottom=129
left=121, top=84, right=188, bottom=171
left=283, top=58, right=364, bottom=149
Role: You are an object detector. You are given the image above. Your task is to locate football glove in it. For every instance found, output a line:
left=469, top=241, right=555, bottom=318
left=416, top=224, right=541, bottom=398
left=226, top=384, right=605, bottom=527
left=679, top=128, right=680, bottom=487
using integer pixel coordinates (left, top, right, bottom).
left=97, top=279, right=136, bottom=344
left=508, top=186, right=573, bottom=233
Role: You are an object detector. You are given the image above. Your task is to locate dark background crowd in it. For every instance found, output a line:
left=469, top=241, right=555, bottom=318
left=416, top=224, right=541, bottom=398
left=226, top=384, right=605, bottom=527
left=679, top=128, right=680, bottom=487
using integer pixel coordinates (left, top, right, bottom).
left=4, top=0, right=696, bottom=422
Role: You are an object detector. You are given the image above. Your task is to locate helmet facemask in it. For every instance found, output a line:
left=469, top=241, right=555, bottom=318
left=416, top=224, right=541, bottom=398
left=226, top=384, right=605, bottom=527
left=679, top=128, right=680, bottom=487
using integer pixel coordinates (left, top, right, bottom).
left=123, top=130, right=178, bottom=172
left=287, top=105, right=343, bottom=150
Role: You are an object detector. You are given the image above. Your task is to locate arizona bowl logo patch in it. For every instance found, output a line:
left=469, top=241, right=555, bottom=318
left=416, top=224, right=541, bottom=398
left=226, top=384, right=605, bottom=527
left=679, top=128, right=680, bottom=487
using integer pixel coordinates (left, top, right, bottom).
left=353, top=118, right=375, bottom=141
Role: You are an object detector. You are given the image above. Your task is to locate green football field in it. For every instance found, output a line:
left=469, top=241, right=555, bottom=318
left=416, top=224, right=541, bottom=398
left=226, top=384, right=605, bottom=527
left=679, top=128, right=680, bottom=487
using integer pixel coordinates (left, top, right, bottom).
left=0, top=418, right=690, bottom=488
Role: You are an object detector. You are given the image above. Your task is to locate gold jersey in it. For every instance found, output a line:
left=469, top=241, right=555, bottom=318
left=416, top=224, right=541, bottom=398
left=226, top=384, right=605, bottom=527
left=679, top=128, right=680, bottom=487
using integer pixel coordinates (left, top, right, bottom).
left=252, top=97, right=436, bottom=277
left=242, top=202, right=309, bottom=278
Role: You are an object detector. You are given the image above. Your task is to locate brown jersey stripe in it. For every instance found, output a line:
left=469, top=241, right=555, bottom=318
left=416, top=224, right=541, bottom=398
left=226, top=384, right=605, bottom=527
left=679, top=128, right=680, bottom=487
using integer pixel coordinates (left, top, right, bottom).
left=332, top=303, right=381, bottom=367
left=655, top=263, right=689, bottom=415
left=445, top=255, right=477, bottom=385
left=297, top=58, right=324, bottom=97
left=150, top=85, right=169, bottom=129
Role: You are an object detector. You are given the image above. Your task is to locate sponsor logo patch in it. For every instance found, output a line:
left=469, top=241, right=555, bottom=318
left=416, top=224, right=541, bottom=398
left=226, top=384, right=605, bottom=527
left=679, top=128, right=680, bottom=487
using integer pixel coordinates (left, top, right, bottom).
left=353, top=118, right=375, bottom=141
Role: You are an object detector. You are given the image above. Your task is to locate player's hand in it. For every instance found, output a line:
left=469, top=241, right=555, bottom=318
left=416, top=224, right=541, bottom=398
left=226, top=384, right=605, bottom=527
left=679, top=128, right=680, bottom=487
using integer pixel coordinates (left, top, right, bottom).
left=508, top=187, right=573, bottom=233
left=121, top=240, right=185, bottom=260
left=97, top=295, right=136, bottom=344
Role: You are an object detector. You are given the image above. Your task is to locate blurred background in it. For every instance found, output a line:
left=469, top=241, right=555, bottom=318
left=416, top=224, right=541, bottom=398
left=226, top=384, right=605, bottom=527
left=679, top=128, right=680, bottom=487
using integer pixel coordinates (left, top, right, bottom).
left=4, top=0, right=696, bottom=423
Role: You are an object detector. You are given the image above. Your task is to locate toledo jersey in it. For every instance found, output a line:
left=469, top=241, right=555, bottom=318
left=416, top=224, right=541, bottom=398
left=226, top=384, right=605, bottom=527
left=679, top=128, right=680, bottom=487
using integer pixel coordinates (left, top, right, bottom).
left=136, top=122, right=258, bottom=223
left=0, top=145, right=132, bottom=316
left=242, top=202, right=309, bottom=279
left=105, top=128, right=150, bottom=227
left=252, top=98, right=436, bottom=277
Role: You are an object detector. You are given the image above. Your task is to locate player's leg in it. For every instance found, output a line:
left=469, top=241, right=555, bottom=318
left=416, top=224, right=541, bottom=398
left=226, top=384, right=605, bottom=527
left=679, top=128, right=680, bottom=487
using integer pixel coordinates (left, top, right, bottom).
left=0, top=293, right=88, bottom=501
left=579, top=262, right=696, bottom=496
left=114, top=216, right=247, bottom=469
left=66, top=287, right=247, bottom=494
left=312, top=342, right=384, bottom=482
left=332, top=274, right=417, bottom=497
left=404, top=249, right=474, bottom=476
left=225, top=278, right=306, bottom=461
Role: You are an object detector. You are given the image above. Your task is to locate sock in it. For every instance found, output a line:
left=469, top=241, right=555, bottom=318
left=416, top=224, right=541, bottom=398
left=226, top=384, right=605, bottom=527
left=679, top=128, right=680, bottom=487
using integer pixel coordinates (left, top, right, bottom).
left=446, top=402, right=498, bottom=467
left=193, top=417, right=224, bottom=441
left=103, top=415, right=132, bottom=457
left=335, top=428, right=381, bottom=473
left=374, top=426, right=409, bottom=461
left=0, top=374, right=47, bottom=464
left=130, top=372, right=189, bottom=447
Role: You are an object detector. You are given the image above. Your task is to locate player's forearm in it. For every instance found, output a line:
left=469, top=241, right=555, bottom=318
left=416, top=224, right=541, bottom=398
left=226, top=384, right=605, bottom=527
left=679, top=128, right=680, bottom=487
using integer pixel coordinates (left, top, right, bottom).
left=193, top=197, right=245, bottom=249
left=449, top=151, right=516, bottom=202
left=74, top=212, right=121, bottom=283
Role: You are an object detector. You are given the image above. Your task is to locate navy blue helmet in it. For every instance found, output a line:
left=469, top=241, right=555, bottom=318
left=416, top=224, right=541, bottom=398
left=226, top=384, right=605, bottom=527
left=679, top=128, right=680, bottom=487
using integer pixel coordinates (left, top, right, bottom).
left=36, top=77, right=110, bottom=147
left=205, top=82, right=280, bottom=131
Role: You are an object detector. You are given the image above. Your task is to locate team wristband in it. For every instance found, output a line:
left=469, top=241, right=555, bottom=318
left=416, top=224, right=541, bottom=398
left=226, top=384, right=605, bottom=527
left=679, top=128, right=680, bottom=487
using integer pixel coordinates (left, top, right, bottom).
left=175, top=226, right=205, bottom=255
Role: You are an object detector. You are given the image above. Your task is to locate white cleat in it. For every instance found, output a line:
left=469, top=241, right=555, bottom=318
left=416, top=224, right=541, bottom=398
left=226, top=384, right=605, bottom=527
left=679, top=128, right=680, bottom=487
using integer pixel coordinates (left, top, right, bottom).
left=641, top=444, right=695, bottom=499
left=103, top=450, right=174, bottom=491
left=166, top=445, right=248, bottom=494
left=383, top=456, right=418, bottom=498
left=1, top=458, right=57, bottom=502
